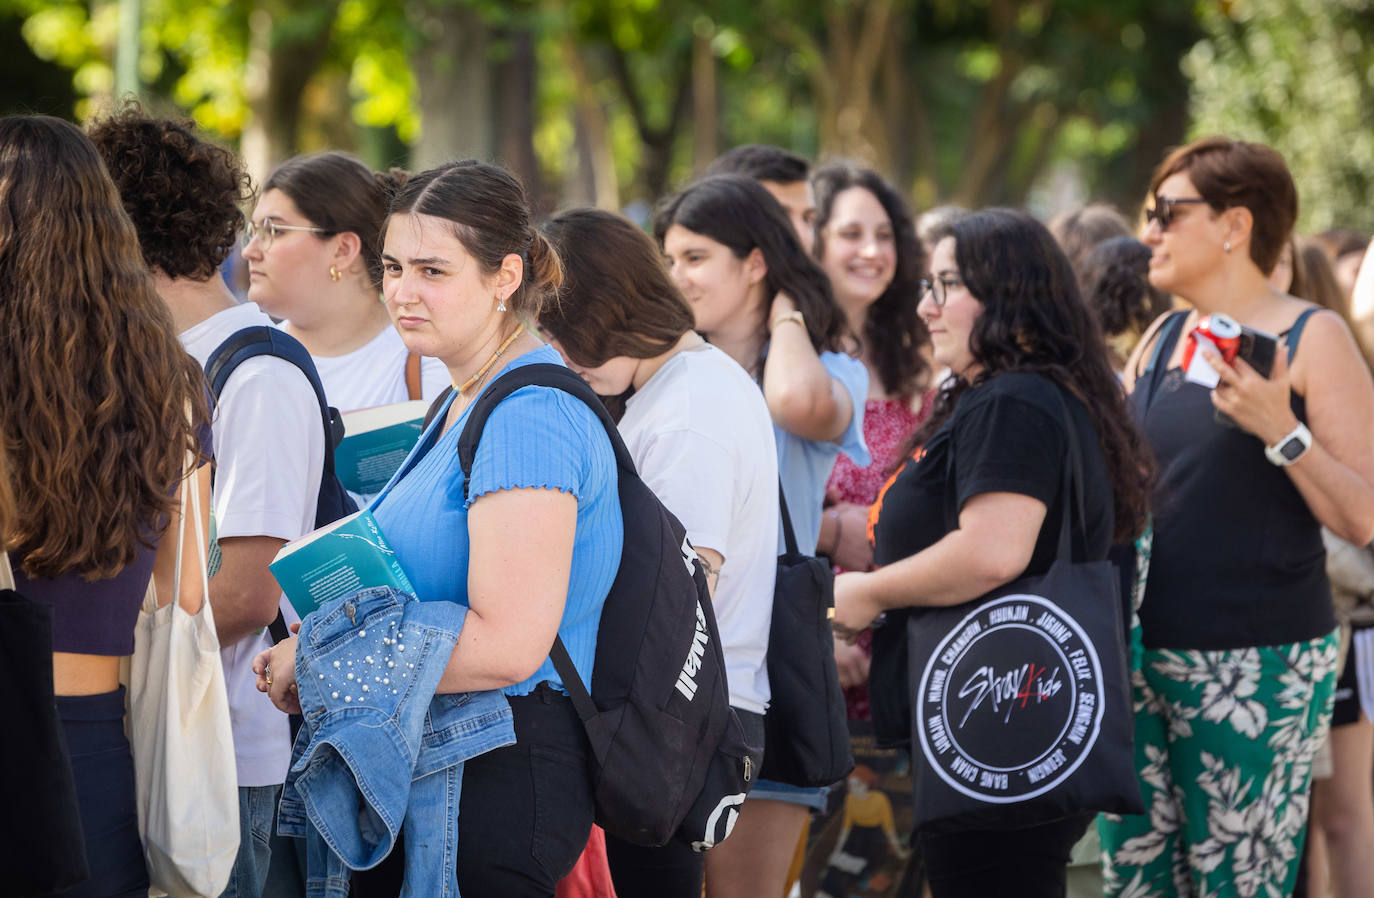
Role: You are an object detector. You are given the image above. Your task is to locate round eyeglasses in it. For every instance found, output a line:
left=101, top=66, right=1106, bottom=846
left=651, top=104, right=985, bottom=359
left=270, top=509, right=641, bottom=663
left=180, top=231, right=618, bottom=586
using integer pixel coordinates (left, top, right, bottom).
left=242, top=218, right=334, bottom=251
left=919, top=274, right=964, bottom=308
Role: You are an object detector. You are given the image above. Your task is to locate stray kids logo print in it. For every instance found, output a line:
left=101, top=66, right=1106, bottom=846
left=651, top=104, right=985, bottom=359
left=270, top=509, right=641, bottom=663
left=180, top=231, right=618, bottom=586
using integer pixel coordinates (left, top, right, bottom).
left=916, top=595, right=1106, bottom=803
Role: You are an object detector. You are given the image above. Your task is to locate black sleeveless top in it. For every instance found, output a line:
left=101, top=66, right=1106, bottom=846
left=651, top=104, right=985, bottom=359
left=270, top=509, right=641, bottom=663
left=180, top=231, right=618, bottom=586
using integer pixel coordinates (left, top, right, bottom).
left=1130, top=310, right=1333, bottom=650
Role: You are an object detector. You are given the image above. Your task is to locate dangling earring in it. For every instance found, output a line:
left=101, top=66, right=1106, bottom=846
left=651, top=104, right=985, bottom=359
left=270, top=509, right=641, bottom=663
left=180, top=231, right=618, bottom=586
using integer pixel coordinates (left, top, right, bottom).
left=497, top=292, right=507, bottom=312
left=329, top=264, right=342, bottom=282
left=1223, top=241, right=1231, bottom=254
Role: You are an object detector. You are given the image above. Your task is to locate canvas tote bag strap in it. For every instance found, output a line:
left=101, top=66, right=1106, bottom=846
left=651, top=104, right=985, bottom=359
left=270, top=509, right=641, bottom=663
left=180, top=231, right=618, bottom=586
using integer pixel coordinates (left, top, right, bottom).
left=0, top=550, right=15, bottom=591
left=147, top=425, right=210, bottom=613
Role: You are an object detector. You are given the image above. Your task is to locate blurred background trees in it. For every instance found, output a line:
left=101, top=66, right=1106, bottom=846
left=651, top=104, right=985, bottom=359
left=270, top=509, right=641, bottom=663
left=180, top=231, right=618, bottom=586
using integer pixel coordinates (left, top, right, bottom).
left=1, top=0, right=1370, bottom=230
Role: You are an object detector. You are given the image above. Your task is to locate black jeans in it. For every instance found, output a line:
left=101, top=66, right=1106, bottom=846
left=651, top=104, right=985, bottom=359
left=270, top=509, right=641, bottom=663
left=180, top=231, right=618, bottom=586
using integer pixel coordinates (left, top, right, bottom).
left=919, top=812, right=1094, bottom=898
left=352, top=682, right=595, bottom=897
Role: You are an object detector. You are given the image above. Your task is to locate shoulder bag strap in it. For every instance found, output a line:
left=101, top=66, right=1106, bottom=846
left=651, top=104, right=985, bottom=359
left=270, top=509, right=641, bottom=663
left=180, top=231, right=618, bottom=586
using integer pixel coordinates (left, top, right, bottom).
left=405, top=353, right=423, bottom=401
left=0, top=550, right=14, bottom=591
left=778, top=480, right=801, bottom=557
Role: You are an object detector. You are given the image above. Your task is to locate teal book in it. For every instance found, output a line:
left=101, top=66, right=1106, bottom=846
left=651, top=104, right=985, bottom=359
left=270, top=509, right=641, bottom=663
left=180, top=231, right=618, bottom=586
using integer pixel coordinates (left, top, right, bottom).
left=269, top=509, right=416, bottom=619
left=335, top=400, right=430, bottom=496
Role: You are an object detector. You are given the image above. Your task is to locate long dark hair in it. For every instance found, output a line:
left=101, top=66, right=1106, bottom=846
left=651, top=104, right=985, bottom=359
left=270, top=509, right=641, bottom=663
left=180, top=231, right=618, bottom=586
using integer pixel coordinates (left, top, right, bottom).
left=653, top=174, right=847, bottom=374
left=539, top=208, right=694, bottom=367
left=812, top=163, right=930, bottom=397
left=0, top=115, right=209, bottom=578
left=912, top=209, right=1153, bottom=543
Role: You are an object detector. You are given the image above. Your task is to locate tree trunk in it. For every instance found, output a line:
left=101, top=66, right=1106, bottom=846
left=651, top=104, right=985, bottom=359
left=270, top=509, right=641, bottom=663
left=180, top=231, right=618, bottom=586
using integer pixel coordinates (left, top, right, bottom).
left=561, top=35, right=619, bottom=210
left=412, top=0, right=492, bottom=169
left=691, top=24, right=717, bottom=176
left=241, top=2, right=337, bottom=184
left=494, top=27, right=546, bottom=212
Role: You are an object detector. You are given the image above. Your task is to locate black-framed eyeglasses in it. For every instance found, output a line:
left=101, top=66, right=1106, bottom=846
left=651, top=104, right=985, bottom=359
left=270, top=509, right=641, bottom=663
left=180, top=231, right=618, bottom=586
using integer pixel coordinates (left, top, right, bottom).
left=919, top=274, right=963, bottom=308
left=242, top=218, right=334, bottom=251
left=1144, top=196, right=1210, bottom=230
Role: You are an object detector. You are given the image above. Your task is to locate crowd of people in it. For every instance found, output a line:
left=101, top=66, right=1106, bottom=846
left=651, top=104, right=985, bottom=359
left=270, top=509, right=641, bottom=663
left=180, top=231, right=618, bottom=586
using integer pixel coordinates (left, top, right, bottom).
left=4, top=101, right=1374, bottom=898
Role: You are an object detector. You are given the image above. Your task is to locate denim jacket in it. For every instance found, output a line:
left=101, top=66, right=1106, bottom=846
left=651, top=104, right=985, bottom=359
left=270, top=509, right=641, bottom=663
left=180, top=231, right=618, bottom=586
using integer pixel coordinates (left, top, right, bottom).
left=277, top=585, right=516, bottom=897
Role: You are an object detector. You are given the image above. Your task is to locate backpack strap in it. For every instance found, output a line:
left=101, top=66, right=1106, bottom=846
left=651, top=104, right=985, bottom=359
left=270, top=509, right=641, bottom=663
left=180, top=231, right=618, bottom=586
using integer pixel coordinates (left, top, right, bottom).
left=454, top=362, right=638, bottom=721
left=1282, top=307, right=1319, bottom=365
left=205, top=326, right=345, bottom=471
left=405, top=352, right=423, bottom=401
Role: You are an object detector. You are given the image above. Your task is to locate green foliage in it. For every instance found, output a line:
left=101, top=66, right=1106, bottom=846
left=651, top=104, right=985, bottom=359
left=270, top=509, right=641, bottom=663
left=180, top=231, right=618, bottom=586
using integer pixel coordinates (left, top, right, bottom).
left=1186, top=0, right=1374, bottom=232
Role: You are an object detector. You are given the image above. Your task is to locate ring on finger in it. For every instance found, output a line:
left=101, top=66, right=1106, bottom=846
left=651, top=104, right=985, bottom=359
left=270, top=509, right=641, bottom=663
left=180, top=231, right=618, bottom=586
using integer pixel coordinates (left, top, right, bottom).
left=265, top=664, right=273, bottom=686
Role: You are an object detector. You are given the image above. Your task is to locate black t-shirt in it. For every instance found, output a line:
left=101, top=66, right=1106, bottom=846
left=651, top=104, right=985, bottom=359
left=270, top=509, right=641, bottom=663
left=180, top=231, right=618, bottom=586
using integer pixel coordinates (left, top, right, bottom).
left=871, top=372, right=1114, bottom=574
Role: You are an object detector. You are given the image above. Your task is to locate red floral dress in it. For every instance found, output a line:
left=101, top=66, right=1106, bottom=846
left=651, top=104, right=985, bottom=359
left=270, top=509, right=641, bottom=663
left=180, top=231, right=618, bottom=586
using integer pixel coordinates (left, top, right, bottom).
left=826, top=392, right=933, bottom=719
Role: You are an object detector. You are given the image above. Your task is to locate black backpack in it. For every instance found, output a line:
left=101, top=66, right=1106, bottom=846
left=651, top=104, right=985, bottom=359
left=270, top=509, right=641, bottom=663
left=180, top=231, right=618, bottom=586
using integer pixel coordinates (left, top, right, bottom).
left=434, top=363, right=760, bottom=850
left=205, top=325, right=360, bottom=649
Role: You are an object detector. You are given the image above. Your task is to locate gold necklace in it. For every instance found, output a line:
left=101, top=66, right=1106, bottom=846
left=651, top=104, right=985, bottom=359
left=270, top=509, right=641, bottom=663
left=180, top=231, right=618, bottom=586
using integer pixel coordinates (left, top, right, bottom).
left=457, top=323, right=525, bottom=395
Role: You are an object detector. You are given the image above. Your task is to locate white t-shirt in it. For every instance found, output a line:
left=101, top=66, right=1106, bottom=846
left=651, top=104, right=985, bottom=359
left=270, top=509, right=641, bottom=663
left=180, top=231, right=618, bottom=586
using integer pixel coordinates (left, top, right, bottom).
left=181, top=302, right=325, bottom=788
left=618, top=344, right=778, bottom=714
left=300, top=323, right=450, bottom=413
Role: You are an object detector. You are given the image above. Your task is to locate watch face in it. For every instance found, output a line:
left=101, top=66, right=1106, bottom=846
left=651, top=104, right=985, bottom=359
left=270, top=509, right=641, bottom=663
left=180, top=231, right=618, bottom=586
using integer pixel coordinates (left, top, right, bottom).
left=1280, top=436, right=1306, bottom=461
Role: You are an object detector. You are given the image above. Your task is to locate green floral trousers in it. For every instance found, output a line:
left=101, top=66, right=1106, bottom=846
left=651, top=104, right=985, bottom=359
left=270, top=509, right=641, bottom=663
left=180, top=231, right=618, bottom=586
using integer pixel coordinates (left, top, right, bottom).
left=1099, top=629, right=1338, bottom=898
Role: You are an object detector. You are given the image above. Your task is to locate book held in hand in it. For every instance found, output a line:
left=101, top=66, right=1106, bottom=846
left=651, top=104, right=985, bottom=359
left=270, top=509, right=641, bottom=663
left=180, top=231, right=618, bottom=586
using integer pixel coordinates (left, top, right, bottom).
left=270, top=509, right=416, bottom=619
left=335, top=400, right=430, bottom=497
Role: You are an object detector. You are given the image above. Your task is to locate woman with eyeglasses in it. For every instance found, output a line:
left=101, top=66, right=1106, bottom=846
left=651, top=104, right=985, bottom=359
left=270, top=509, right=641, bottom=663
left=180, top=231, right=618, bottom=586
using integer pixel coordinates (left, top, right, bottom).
left=1097, top=137, right=1374, bottom=897
left=243, top=154, right=449, bottom=422
left=831, top=209, right=1152, bottom=897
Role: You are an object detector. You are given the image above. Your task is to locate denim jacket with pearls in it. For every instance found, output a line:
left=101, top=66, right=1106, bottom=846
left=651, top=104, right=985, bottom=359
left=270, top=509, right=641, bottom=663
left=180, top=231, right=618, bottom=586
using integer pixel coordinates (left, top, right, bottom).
left=277, top=585, right=516, bottom=898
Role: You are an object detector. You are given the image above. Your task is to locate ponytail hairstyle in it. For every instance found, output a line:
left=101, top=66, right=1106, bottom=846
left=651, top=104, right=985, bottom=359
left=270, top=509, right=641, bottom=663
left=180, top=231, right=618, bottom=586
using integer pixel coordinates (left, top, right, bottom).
left=811, top=162, right=931, bottom=398
left=539, top=208, right=694, bottom=367
left=388, top=159, right=561, bottom=321
left=908, top=209, right=1154, bottom=543
left=265, top=151, right=409, bottom=290
left=0, top=115, right=210, bottom=578
left=653, top=174, right=846, bottom=373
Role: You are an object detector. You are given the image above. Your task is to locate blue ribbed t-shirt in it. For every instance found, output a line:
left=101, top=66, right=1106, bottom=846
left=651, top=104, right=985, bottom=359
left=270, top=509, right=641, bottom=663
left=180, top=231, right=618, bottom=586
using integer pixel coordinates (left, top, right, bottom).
left=371, top=344, right=623, bottom=696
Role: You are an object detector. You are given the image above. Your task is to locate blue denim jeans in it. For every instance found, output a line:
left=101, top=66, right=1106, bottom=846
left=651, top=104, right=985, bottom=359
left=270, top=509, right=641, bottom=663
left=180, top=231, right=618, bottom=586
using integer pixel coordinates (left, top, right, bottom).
left=217, top=784, right=283, bottom=898
left=278, top=586, right=515, bottom=898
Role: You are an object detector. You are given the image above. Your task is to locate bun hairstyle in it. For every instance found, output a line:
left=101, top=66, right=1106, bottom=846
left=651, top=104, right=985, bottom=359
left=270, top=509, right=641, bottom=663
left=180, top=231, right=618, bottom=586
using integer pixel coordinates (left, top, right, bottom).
left=1078, top=236, right=1166, bottom=339
left=811, top=162, right=931, bottom=398
left=263, top=151, right=405, bottom=290
left=388, top=160, right=561, bottom=321
left=653, top=174, right=846, bottom=371
left=539, top=208, right=695, bottom=368
left=1148, top=136, right=1297, bottom=276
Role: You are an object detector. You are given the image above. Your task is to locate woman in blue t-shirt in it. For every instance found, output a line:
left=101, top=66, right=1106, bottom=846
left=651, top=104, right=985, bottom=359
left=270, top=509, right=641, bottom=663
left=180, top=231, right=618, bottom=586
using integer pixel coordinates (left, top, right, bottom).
left=653, top=173, right=867, bottom=898
left=258, top=160, right=622, bottom=896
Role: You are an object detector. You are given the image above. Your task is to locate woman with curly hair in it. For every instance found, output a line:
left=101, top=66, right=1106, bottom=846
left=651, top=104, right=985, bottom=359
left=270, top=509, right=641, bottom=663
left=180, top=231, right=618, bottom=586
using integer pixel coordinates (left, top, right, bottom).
left=0, top=114, right=211, bottom=897
left=244, top=153, right=450, bottom=421
left=832, top=209, right=1153, bottom=897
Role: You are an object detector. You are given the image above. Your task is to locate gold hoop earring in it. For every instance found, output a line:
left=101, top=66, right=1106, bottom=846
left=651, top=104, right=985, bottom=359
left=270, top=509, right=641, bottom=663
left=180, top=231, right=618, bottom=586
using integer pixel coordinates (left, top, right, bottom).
left=329, top=264, right=341, bottom=282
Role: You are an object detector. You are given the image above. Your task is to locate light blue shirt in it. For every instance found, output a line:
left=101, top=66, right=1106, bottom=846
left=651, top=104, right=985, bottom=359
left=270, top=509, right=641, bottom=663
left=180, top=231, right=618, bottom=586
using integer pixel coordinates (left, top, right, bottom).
left=371, top=345, right=623, bottom=697
left=775, top=350, right=870, bottom=554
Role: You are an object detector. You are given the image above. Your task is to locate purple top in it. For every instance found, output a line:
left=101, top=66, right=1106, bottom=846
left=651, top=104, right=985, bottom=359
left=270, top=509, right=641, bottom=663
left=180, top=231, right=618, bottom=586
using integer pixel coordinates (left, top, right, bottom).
left=15, top=423, right=212, bottom=657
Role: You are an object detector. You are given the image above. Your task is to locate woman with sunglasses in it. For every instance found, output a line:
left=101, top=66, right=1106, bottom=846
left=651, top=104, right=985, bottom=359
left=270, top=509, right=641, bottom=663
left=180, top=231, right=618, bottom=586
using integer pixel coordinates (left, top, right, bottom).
left=831, top=209, right=1152, bottom=897
left=243, top=154, right=449, bottom=422
left=1097, top=137, right=1374, bottom=897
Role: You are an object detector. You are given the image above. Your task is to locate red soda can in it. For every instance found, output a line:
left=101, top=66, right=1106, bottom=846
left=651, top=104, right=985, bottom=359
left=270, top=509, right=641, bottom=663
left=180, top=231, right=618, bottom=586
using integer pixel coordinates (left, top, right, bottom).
left=1182, top=313, right=1242, bottom=370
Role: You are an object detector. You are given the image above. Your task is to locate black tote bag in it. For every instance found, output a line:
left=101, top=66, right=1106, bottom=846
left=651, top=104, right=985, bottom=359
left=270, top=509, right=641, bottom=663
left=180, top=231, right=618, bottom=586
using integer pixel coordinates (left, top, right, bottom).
left=759, top=484, right=854, bottom=788
left=0, top=551, right=89, bottom=895
left=905, top=397, right=1142, bottom=832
